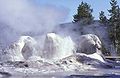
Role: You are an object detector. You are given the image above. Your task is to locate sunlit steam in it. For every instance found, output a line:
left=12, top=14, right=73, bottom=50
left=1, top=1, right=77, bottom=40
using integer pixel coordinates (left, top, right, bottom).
left=0, top=0, right=69, bottom=47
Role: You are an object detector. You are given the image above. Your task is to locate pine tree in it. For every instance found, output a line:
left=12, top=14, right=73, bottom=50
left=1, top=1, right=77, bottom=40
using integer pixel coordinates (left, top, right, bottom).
left=108, top=0, right=117, bottom=44
left=108, top=0, right=120, bottom=54
left=99, top=11, right=108, bottom=25
left=73, top=2, right=94, bottom=24
left=116, top=7, right=120, bottom=54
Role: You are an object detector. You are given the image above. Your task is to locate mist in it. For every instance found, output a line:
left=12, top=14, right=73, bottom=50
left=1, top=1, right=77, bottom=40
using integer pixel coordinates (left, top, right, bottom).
left=0, top=0, right=69, bottom=47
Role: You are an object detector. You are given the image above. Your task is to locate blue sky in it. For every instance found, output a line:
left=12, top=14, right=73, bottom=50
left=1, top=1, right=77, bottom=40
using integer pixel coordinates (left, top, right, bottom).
left=34, top=0, right=120, bottom=22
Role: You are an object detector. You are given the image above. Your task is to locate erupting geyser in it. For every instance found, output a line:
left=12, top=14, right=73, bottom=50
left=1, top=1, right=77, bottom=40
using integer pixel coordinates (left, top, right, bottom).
left=0, top=33, right=115, bottom=76
left=43, top=33, right=75, bottom=60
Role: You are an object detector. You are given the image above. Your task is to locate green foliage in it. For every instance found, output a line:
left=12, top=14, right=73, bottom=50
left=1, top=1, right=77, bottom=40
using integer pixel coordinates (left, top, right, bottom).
left=99, top=11, right=108, bottom=25
left=108, top=0, right=120, bottom=54
left=73, top=2, right=94, bottom=24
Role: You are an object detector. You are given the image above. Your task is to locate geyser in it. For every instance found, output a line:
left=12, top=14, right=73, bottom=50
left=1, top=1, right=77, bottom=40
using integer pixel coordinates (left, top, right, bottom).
left=43, top=33, right=75, bottom=60
left=0, top=33, right=114, bottom=72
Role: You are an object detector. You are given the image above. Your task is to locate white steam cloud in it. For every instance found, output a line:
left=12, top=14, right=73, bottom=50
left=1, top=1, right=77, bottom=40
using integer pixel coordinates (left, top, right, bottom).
left=0, top=0, right=68, bottom=33
left=0, top=0, right=69, bottom=48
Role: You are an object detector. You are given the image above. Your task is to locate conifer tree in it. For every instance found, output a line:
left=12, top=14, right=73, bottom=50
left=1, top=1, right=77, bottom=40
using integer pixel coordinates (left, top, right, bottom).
left=108, top=0, right=118, bottom=44
left=99, top=11, right=108, bottom=25
left=108, top=0, right=120, bottom=54
left=116, top=7, right=120, bottom=54
left=73, top=2, right=94, bottom=24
